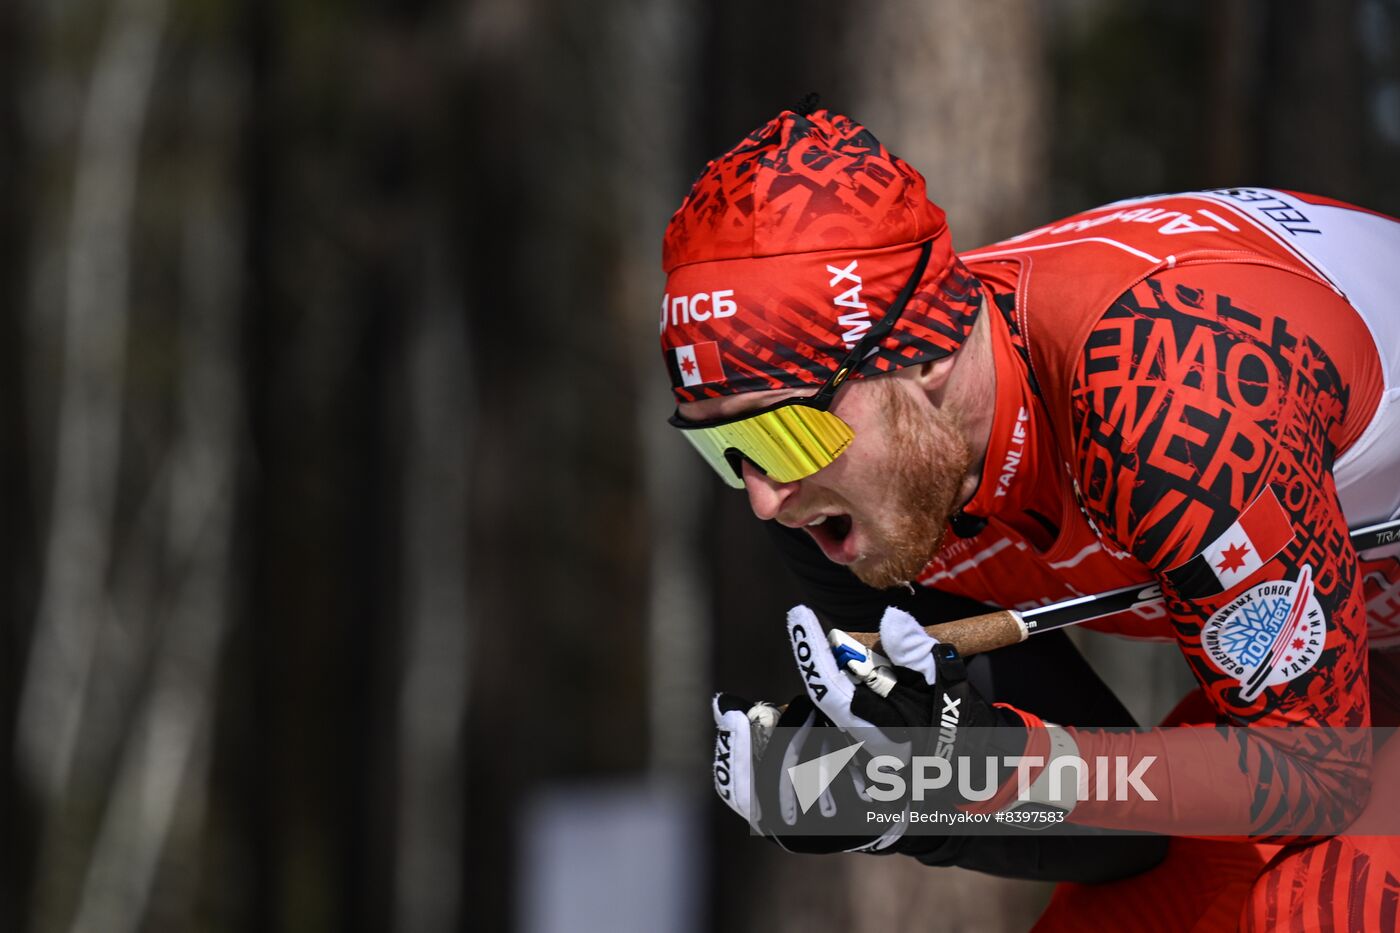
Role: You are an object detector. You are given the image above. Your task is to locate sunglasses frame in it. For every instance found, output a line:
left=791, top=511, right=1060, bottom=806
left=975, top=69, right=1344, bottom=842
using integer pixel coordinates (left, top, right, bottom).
left=669, top=239, right=933, bottom=484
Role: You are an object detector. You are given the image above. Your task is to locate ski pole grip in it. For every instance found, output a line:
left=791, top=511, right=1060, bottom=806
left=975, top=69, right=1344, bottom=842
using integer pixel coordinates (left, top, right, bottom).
left=847, top=610, right=1029, bottom=658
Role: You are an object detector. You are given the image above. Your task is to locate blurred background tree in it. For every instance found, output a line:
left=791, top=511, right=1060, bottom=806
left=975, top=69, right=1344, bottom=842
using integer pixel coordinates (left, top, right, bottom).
left=2, top=1, right=1398, bottom=931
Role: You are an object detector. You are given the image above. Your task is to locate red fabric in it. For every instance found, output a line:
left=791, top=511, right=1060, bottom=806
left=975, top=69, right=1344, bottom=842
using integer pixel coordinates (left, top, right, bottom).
left=924, top=194, right=1388, bottom=649
left=911, top=259, right=1166, bottom=634
left=1360, top=554, right=1400, bottom=650
left=660, top=238, right=980, bottom=398
left=1236, top=490, right=1290, bottom=555
left=1034, top=682, right=1400, bottom=931
left=659, top=108, right=981, bottom=400
left=1033, top=838, right=1279, bottom=933
left=944, top=193, right=1400, bottom=926
left=1033, top=730, right=1400, bottom=932
left=1240, top=835, right=1400, bottom=933
left=982, top=259, right=1376, bottom=837
left=876, top=190, right=1400, bottom=925
left=662, top=109, right=945, bottom=269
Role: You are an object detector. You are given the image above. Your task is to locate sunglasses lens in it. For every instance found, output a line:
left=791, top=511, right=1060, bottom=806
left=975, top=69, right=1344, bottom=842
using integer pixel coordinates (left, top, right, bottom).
left=675, top=405, right=854, bottom=488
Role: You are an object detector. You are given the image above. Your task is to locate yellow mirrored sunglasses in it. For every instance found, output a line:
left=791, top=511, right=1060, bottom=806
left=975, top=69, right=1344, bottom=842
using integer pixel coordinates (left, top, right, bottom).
left=669, top=397, right=856, bottom=488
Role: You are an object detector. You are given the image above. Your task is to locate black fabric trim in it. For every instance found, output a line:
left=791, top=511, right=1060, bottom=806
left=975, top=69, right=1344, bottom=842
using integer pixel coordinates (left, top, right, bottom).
left=1163, top=553, right=1223, bottom=600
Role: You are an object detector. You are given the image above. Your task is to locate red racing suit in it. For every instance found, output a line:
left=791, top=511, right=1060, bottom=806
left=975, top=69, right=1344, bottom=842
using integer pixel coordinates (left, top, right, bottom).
left=932, top=189, right=1400, bottom=928
left=936, top=189, right=1400, bottom=652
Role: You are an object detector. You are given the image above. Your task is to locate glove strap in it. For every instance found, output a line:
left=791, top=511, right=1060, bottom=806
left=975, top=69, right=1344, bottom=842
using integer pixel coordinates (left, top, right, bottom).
left=985, top=706, right=1081, bottom=816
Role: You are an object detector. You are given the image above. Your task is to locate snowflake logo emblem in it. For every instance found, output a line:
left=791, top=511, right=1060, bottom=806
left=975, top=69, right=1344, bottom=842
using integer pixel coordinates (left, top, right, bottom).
left=1200, top=566, right=1325, bottom=703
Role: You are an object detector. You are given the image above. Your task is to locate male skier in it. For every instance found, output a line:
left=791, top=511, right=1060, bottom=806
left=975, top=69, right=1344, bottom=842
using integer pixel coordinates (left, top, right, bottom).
left=661, top=103, right=1400, bottom=930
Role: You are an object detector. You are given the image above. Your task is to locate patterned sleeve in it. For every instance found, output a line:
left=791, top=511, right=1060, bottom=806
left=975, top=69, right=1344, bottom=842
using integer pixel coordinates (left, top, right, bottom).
left=1057, top=262, right=1373, bottom=836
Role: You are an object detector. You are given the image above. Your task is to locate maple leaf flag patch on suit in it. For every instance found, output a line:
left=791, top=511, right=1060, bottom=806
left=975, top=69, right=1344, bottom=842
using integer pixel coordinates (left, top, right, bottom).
left=674, top=341, right=725, bottom=387
left=1165, top=489, right=1295, bottom=599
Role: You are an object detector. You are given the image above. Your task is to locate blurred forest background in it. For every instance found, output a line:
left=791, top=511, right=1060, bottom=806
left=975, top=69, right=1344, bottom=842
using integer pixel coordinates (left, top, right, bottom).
left=2, top=1, right=1399, bottom=931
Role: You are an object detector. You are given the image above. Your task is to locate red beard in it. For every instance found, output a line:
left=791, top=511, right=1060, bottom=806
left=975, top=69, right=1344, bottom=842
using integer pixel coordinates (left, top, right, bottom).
left=850, top=382, right=972, bottom=590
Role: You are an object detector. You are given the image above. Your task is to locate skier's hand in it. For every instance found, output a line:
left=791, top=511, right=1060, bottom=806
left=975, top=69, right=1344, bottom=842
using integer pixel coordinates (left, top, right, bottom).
left=711, top=692, right=907, bottom=854
left=787, top=605, right=1035, bottom=809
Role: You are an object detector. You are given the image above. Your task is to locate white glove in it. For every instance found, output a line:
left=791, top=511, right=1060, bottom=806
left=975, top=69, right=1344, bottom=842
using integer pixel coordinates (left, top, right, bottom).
left=784, top=604, right=943, bottom=759
left=710, top=692, right=907, bottom=854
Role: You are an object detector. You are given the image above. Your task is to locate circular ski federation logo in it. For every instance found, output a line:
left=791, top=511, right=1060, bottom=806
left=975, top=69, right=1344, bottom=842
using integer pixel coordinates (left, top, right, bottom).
left=1202, top=565, right=1325, bottom=703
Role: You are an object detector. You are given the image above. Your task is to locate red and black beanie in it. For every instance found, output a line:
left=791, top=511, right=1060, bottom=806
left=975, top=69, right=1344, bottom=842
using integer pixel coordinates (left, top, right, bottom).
left=660, top=104, right=982, bottom=403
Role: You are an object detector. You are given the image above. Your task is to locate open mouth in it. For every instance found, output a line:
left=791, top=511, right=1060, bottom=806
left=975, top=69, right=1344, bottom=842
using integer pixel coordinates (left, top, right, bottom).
left=804, top=513, right=857, bottom=563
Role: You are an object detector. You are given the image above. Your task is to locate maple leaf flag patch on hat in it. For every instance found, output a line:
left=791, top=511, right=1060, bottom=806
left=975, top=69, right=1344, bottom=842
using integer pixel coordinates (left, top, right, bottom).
left=1165, top=488, right=1295, bottom=599
left=674, top=341, right=725, bottom=387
